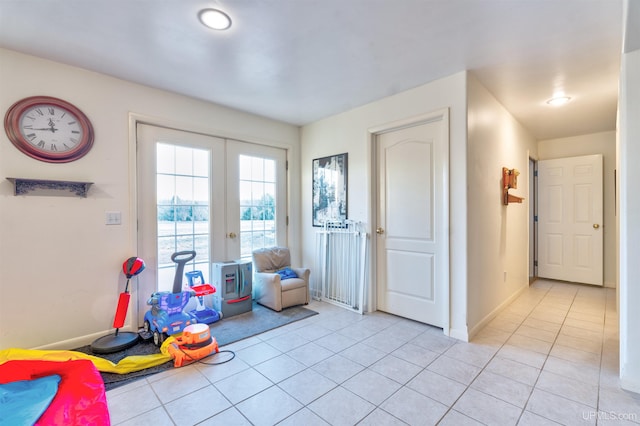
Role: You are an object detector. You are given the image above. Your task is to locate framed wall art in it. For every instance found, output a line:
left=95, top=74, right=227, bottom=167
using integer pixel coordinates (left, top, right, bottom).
left=312, top=153, right=348, bottom=227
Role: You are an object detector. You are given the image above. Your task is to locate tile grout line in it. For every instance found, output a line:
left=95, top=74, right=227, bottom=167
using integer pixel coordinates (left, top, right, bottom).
left=477, top=281, right=554, bottom=426
left=219, top=310, right=403, bottom=425
left=516, top=281, right=571, bottom=425
left=278, top=312, right=419, bottom=425
left=232, top=286, right=545, bottom=425
left=291, top=318, right=464, bottom=425
left=384, top=282, right=554, bottom=425
left=110, top=286, right=614, bottom=425
left=479, top=281, right=602, bottom=424
left=517, top=282, right=608, bottom=425
left=594, top=286, right=616, bottom=423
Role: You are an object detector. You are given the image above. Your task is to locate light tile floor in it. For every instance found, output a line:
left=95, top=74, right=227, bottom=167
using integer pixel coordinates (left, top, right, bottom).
left=106, top=280, right=640, bottom=425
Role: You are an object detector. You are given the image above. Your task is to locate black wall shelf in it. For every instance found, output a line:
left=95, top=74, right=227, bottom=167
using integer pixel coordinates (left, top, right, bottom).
left=6, top=178, right=93, bottom=197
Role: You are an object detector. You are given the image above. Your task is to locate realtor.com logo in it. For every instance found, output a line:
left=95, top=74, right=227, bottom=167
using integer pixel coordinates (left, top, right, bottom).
left=582, top=411, right=638, bottom=421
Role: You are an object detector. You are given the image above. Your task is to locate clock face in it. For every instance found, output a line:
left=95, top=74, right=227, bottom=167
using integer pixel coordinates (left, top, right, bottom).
left=4, top=96, right=94, bottom=163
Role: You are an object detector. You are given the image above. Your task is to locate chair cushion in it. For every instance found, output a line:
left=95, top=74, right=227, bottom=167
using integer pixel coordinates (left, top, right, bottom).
left=253, top=247, right=291, bottom=272
left=280, top=277, right=307, bottom=291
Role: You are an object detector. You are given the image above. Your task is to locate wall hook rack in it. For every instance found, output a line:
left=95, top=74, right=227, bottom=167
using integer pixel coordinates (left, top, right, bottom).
left=502, top=167, right=524, bottom=205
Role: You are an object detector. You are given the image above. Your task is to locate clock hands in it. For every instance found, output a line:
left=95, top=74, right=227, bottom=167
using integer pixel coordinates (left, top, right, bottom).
left=28, top=119, right=59, bottom=133
left=47, top=118, right=58, bottom=133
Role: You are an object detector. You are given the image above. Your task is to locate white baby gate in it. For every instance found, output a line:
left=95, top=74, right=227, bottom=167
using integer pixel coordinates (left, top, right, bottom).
left=312, top=220, right=368, bottom=314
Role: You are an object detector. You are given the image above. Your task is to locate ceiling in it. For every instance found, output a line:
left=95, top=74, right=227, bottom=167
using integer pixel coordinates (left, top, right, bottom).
left=0, top=0, right=624, bottom=140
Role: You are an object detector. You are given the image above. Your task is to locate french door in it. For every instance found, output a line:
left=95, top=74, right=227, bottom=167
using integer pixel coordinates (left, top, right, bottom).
left=136, top=124, right=286, bottom=325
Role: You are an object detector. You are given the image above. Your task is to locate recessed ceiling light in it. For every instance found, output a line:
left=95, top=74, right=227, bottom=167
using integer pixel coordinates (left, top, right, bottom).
left=546, top=96, right=572, bottom=106
left=198, top=8, right=232, bottom=30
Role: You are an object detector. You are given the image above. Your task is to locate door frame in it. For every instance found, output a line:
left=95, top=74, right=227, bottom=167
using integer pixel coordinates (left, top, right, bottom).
left=126, top=113, right=295, bottom=329
left=368, top=109, right=450, bottom=335
left=529, top=157, right=538, bottom=283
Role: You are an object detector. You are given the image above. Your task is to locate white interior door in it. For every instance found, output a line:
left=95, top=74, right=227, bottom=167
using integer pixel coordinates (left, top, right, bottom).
left=538, top=154, right=603, bottom=286
left=375, top=115, right=448, bottom=328
left=136, top=124, right=287, bottom=325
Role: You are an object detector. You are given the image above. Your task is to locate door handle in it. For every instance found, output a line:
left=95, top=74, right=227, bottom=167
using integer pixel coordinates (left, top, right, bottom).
left=376, top=227, right=385, bottom=235
left=593, top=224, right=600, bottom=229
left=228, top=232, right=237, bottom=238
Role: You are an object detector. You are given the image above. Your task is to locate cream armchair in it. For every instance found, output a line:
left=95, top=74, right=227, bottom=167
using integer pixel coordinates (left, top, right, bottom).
left=252, top=247, right=310, bottom=312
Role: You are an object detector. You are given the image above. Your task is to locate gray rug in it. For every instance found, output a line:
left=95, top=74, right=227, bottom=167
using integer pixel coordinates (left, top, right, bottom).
left=75, top=302, right=317, bottom=390
left=211, top=302, right=317, bottom=346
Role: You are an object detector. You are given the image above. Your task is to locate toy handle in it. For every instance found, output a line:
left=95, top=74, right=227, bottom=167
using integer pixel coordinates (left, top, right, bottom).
left=171, top=251, right=196, bottom=263
left=171, top=250, right=196, bottom=293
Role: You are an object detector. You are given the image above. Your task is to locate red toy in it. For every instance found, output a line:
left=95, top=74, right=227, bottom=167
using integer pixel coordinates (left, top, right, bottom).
left=91, top=257, right=146, bottom=354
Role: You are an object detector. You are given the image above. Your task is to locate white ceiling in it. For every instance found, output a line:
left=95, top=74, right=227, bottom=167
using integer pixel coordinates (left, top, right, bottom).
left=0, top=0, right=624, bottom=140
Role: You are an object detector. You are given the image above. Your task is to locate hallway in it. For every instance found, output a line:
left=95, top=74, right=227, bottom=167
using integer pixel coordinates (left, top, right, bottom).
left=106, top=280, right=640, bottom=425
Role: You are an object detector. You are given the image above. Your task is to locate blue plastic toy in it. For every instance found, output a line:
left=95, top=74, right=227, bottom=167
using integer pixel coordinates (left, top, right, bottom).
left=186, top=270, right=222, bottom=324
left=143, top=251, right=197, bottom=346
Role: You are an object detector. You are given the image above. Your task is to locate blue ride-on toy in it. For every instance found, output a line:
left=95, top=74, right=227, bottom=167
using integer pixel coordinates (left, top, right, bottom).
left=143, top=251, right=197, bottom=346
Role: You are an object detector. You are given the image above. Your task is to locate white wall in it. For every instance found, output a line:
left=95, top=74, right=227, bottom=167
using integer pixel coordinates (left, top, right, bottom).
left=618, top=42, right=640, bottom=391
left=0, top=48, right=300, bottom=350
left=538, top=131, right=617, bottom=288
left=466, top=74, right=538, bottom=335
left=301, top=72, right=469, bottom=338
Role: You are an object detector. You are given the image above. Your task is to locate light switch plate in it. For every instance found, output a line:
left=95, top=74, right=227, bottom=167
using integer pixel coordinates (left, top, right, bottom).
left=105, top=211, right=122, bottom=225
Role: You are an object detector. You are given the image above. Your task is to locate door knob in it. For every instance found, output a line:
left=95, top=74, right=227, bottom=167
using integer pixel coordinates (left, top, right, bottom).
left=593, top=224, right=600, bottom=229
left=376, top=227, right=385, bottom=235
left=228, top=232, right=237, bottom=238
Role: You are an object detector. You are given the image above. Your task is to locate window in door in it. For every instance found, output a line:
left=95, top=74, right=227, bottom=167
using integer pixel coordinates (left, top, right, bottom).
left=156, top=143, right=210, bottom=291
left=239, top=155, right=277, bottom=258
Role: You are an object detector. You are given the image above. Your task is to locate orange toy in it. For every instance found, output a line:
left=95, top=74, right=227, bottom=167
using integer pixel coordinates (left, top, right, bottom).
left=167, top=323, right=219, bottom=367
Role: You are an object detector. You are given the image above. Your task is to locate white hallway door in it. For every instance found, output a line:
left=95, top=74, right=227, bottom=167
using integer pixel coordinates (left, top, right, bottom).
left=375, top=113, right=449, bottom=328
left=538, top=154, right=603, bottom=286
left=136, top=124, right=286, bottom=325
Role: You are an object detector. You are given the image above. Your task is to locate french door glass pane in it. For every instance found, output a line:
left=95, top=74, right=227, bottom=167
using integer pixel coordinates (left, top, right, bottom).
left=156, top=142, right=210, bottom=291
left=239, top=154, right=277, bottom=258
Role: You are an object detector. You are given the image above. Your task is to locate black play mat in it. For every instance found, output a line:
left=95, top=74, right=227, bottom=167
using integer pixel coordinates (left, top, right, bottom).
left=73, top=302, right=317, bottom=390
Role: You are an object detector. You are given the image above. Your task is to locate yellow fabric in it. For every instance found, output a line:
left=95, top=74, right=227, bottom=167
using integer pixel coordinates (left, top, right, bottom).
left=0, top=337, right=175, bottom=374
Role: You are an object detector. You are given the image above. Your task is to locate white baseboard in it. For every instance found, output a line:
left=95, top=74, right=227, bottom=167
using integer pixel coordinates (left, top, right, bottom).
left=447, top=326, right=469, bottom=342
left=467, top=285, right=528, bottom=340
left=620, top=377, right=640, bottom=395
left=32, top=325, right=137, bottom=351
